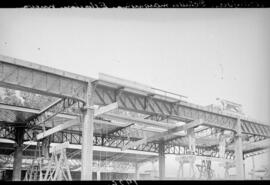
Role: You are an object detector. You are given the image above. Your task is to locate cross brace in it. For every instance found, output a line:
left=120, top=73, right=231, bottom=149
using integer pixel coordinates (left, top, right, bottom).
left=121, top=119, right=204, bottom=151
left=36, top=103, right=118, bottom=140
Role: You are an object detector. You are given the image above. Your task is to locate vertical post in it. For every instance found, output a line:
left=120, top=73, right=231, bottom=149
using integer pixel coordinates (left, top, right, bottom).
left=251, top=156, right=255, bottom=179
left=41, top=138, right=50, bottom=158
left=81, top=81, right=95, bottom=180
left=159, top=140, right=165, bottom=180
left=187, top=128, right=195, bottom=154
left=235, top=117, right=244, bottom=180
left=219, top=131, right=226, bottom=158
left=96, top=171, right=101, bottom=180
left=135, top=163, right=140, bottom=180
left=151, top=160, right=155, bottom=179
left=12, top=127, right=24, bottom=181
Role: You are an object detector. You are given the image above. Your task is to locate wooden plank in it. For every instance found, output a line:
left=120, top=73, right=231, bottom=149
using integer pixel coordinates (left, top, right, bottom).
left=94, top=102, right=118, bottom=116
left=122, top=119, right=204, bottom=151
left=34, top=103, right=118, bottom=141
left=101, top=112, right=177, bottom=130
left=0, top=103, right=78, bottom=120
left=36, top=118, right=80, bottom=140
left=38, top=98, right=63, bottom=114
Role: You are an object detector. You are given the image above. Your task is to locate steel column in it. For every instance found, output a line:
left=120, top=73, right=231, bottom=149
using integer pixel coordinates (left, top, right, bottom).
left=158, top=140, right=165, bottom=180
left=251, top=156, right=255, bottom=179
left=96, top=171, right=101, bottom=180
left=81, top=81, right=95, bottom=180
left=135, top=163, right=140, bottom=180
left=235, top=118, right=244, bottom=180
left=12, top=127, right=24, bottom=181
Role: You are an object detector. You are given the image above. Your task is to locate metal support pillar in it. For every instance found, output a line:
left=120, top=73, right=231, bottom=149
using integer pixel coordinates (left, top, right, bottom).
left=187, top=128, right=195, bottom=154
left=81, top=81, right=95, bottom=180
left=159, top=140, right=165, bottom=180
left=96, top=171, right=101, bottom=180
left=12, top=127, right=25, bottom=181
left=135, top=163, right=140, bottom=180
left=251, top=156, right=255, bottom=179
left=235, top=118, right=244, bottom=180
left=151, top=161, right=156, bottom=179
left=41, top=138, right=50, bottom=158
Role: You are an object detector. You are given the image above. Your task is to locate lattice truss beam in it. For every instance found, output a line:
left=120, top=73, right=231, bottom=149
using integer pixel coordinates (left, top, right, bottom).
left=0, top=55, right=89, bottom=102
left=1, top=55, right=270, bottom=137
left=0, top=111, right=269, bottom=158
left=26, top=98, right=80, bottom=129
left=0, top=105, right=269, bottom=161
left=1, top=125, right=266, bottom=159
left=0, top=126, right=15, bottom=140
left=93, top=85, right=270, bottom=137
left=1, top=55, right=270, bottom=159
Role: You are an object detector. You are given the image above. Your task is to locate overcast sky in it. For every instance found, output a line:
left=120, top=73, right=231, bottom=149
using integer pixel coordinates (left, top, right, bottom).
left=0, top=9, right=269, bottom=124
left=0, top=9, right=269, bottom=178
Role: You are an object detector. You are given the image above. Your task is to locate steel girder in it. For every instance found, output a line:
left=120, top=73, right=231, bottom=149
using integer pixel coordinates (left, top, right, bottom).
left=1, top=125, right=266, bottom=160
left=0, top=125, right=42, bottom=141
left=49, top=130, right=160, bottom=153
left=25, top=98, right=78, bottom=128
left=164, top=144, right=235, bottom=159
left=164, top=126, right=223, bottom=144
left=0, top=126, right=15, bottom=140
left=93, top=85, right=270, bottom=137
left=101, top=112, right=167, bottom=142
left=0, top=55, right=90, bottom=102
left=49, top=129, right=236, bottom=158
left=1, top=55, right=270, bottom=137
left=1, top=55, right=270, bottom=160
left=244, top=148, right=270, bottom=159
left=103, top=123, right=146, bottom=141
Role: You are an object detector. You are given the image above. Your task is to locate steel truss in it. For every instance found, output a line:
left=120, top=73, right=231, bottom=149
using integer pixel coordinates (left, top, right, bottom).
left=93, top=85, right=270, bottom=137
left=1, top=125, right=237, bottom=159
left=2, top=124, right=268, bottom=162
left=0, top=126, right=15, bottom=140
left=1, top=55, right=270, bottom=163
left=0, top=123, right=267, bottom=160
left=25, top=98, right=80, bottom=129
left=244, top=148, right=270, bottom=159
left=0, top=55, right=89, bottom=101
left=50, top=130, right=160, bottom=153
left=1, top=55, right=270, bottom=138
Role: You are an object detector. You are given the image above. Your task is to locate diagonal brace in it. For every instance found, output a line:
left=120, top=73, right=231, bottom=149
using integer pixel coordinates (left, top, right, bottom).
left=121, top=119, right=204, bottom=151
left=36, top=102, right=118, bottom=140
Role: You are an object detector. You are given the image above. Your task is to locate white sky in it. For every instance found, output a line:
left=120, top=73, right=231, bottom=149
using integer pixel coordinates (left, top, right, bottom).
left=0, top=9, right=269, bottom=123
left=0, top=9, right=269, bottom=178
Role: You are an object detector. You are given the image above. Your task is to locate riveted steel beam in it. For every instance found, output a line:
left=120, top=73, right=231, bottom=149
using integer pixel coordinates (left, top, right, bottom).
left=1, top=55, right=269, bottom=138
left=0, top=55, right=91, bottom=102
left=94, top=85, right=270, bottom=137
left=25, top=98, right=78, bottom=128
